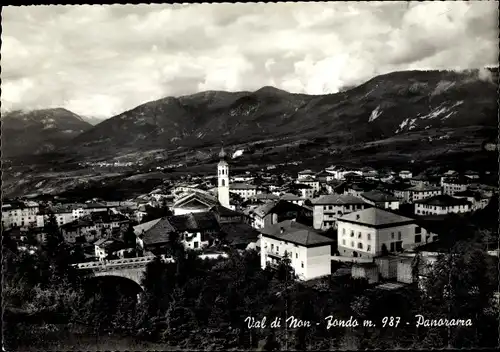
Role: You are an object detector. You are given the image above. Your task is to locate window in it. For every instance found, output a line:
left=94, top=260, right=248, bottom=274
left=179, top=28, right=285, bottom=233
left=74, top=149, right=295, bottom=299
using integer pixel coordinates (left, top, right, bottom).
left=276, top=246, right=279, bottom=252
left=367, top=233, right=371, bottom=241
left=296, top=253, right=298, bottom=259
left=324, top=206, right=327, bottom=210
left=194, top=241, right=199, bottom=249
left=396, top=241, right=403, bottom=251
left=391, top=232, right=395, bottom=239
left=357, top=242, right=363, bottom=249
left=351, top=241, right=354, bottom=247
left=415, top=235, right=422, bottom=243
left=271, top=244, right=274, bottom=250
left=342, top=239, right=346, bottom=245
left=342, top=228, right=345, bottom=235
left=358, top=232, right=362, bottom=239
left=398, top=232, right=402, bottom=241
left=367, top=245, right=371, bottom=252
left=415, top=226, right=421, bottom=234
left=350, top=231, right=354, bottom=237
left=301, top=262, right=304, bottom=268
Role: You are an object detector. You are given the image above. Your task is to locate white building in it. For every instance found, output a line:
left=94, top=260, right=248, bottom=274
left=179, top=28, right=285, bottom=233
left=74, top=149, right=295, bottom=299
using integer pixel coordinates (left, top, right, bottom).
left=230, top=183, right=259, bottom=200
left=399, top=170, right=413, bottom=179
left=311, top=194, right=370, bottom=230
left=337, top=208, right=430, bottom=258
left=407, top=184, right=442, bottom=203
left=297, top=170, right=316, bottom=180
left=2, top=201, right=43, bottom=229
left=260, top=220, right=335, bottom=281
left=294, top=184, right=315, bottom=199
left=296, top=177, right=320, bottom=193
left=217, top=147, right=231, bottom=208
left=414, top=195, right=472, bottom=216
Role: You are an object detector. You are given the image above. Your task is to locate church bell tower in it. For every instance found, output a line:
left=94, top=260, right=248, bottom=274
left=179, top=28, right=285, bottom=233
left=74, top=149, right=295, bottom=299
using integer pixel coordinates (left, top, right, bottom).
left=217, top=146, right=230, bottom=208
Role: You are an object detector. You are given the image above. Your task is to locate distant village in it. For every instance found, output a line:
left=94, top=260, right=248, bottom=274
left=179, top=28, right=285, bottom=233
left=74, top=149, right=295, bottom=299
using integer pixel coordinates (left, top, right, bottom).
left=3, top=146, right=498, bottom=289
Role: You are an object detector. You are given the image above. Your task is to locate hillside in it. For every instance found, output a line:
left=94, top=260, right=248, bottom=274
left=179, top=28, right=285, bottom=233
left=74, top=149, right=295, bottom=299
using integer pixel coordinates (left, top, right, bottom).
left=68, top=68, right=498, bottom=161
left=1, top=108, right=92, bottom=157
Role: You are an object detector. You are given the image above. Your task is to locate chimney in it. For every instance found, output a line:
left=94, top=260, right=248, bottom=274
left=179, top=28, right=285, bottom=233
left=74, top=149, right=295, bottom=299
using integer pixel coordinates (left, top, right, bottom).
left=280, top=227, right=285, bottom=234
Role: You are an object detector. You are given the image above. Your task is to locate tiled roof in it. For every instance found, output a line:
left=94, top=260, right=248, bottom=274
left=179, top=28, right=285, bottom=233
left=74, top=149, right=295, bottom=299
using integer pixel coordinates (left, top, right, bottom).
left=220, top=223, right=260, bottom=246
left=168, top=212, right=220, bottom=232
left=261, top=220, right=334, bottom=247
left=300, top=176, right=317, bottom=182
left=134, top=218, right=162, bottom=236
left=298, top=169, right=315, bottom=174
left=250, top=193, right=280, bottom=201
left=407, top=184, right=441, bottom=192
left=295, top=183, right=313, bottom=189
left=280, top=193, right=303, bottom=201
left=361, top=190, right=399, bottom=202
left=442, top=177, right=470, bottom=185
left=338, top=208, right=415, bottom=227
left=173, top=192, right=219, bottom=209
left=415, top=195, right=471, bottom=206
left=253, top=201, right=279, bottom=217
left=312, top=194, right=367, bottom=205
left=142, top=217, right=177, bottom=246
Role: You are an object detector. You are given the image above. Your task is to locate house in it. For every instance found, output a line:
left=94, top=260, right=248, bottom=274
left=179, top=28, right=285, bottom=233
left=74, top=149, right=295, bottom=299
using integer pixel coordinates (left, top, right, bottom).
left=280, top=193, right=305, bottom=206
left=260, top=220, right=335, bottom=281
left=442, top=177, right=469, bottom=196
left=1, top=201, right=43, bottom=230
left=210, top=204, right=245, bottom=224
left=168, top=212, right=220, bottom=250
left=247, top=193, right=280, bottom=205
left=294, top=184, right=315, bottom=199
left=453, top=190, right=490, bottom=210
left=296, top=176, right=320, bottom=193
left=324, top=181, right=343, bottom=194
left=361, top=167, right=379, bottom=179
left=336, top=208, right=430, bottom=258
left=344, top=183, right=377, bottom=197
left=94, top=238, right=128, bottom=261
left=251, top=200, right=312, bottom=229
left=311, top=194, right=370, bottom=230
left=297, top=169, right=316, bottom=180
left=414, top=195, right=473, bottom=216
left=60, top=218, right=99, bottom=243
left=399, top=170, right=413, bottom=179
left=407, top=184, right=442, bottom=203
left=230, top=183, right=259, bottom=200
left=360, top=190, right=400, bottom=210
left=383, top=183, right=412, bottom=203
left=409, top=174, right=431, bottom=187
left=138, top=212, right=220, bottom=254
left=315, top=170, right=337, bottom=183
left=172, top=191, right=220, bottom=216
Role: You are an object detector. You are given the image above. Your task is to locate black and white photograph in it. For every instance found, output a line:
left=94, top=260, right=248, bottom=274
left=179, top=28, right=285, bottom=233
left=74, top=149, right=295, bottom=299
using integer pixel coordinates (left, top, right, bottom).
left=1, top=1, right=499, bottom=351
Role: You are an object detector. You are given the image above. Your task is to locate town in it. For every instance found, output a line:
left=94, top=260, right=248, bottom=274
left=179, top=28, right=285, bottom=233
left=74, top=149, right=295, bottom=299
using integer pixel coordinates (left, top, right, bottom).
left=3, top=146, right=498, bottom=288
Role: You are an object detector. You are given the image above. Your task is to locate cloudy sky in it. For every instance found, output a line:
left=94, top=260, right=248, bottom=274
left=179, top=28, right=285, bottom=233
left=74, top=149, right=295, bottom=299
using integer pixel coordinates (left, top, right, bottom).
left=1, top=2, right=498, bottom=119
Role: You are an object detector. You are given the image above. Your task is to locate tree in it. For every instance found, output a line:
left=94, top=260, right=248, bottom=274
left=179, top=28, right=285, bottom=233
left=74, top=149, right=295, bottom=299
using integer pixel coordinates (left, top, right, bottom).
left=123, top=223, right=137, bottom=249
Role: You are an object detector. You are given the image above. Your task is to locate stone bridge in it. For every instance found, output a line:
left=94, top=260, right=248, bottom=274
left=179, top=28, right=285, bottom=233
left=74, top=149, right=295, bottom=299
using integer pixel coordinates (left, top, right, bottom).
left=74, top=255, right=173, bottom=290
left=74, top=252, right=228, bottom=290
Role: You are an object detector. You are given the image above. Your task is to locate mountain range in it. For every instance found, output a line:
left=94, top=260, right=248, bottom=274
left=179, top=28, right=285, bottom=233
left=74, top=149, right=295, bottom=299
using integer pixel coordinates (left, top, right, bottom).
left=2, top=68, right=498, bottom=168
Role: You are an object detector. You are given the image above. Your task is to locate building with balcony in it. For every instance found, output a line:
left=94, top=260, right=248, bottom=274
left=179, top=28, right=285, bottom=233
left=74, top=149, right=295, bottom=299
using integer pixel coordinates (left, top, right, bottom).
left=337, top=208, right=430, bottom=258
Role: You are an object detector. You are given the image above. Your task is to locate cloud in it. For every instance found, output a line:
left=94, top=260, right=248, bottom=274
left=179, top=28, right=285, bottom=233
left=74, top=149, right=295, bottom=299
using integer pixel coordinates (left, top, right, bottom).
left=1, top=2, right=497, bottom=118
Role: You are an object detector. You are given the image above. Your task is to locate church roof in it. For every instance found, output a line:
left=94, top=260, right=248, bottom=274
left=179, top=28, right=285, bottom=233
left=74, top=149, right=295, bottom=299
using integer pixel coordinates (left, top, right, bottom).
left=219, top=147, right=227, bottom=159
left=173, top=191, right=219, bottom=210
